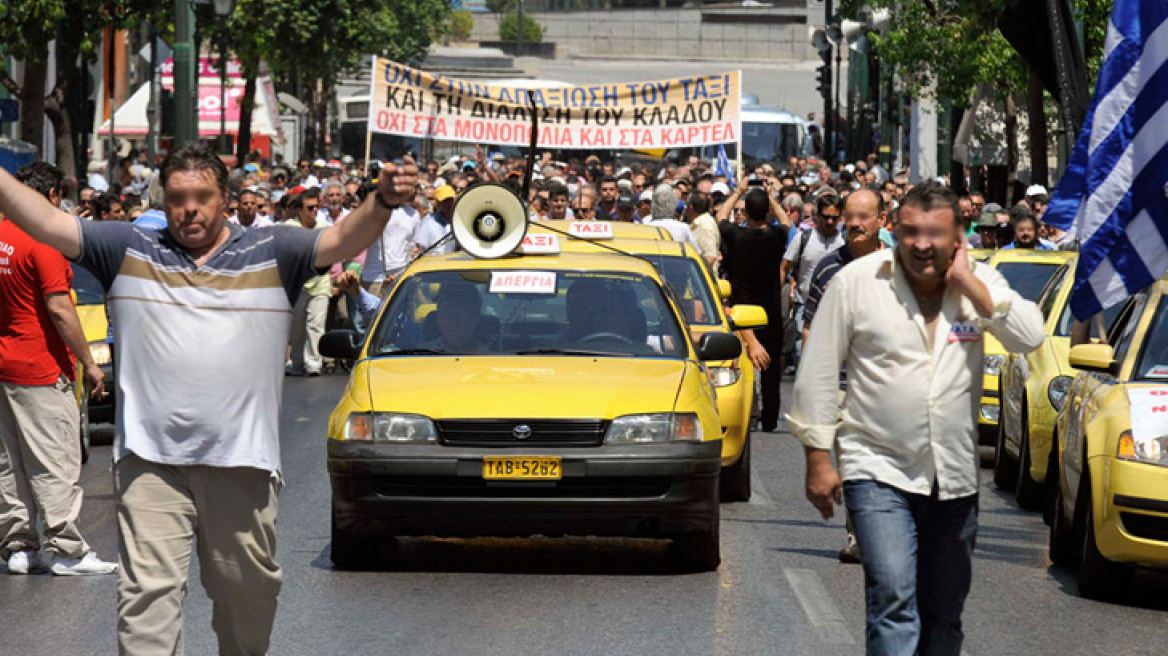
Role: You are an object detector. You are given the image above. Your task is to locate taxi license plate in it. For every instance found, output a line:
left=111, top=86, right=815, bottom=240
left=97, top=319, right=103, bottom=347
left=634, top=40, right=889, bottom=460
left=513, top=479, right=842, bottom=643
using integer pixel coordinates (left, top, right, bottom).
left=482, top=456, right=562, bottom=480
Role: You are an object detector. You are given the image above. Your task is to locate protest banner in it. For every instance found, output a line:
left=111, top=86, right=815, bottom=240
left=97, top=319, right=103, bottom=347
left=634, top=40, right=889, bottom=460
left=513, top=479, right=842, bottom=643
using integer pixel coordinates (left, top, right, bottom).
left=365, top=57, right=741, bottom=153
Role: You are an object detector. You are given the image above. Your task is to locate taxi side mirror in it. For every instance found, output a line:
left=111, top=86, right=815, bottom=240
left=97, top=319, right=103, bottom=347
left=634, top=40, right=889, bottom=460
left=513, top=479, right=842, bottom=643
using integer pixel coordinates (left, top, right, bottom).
left=1068, top=343, right=1115, bottom=374
left=697, top=331, right=742, bottom=361
left=320, top=330, right=362, bottom=360
left=728, top=305, right=767, bottom=330
left=716, top=279, right=732, bottom=301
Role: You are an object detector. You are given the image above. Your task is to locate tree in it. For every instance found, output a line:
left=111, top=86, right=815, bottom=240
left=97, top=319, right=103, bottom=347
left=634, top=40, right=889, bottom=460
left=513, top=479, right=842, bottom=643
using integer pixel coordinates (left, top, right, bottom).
left=0, top=0, right=152, bottom=177
left=213, top=0, right=451, bottom=159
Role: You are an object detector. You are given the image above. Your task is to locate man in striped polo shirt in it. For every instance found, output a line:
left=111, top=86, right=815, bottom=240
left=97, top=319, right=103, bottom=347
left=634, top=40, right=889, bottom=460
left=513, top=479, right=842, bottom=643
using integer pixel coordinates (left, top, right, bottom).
left=0, top=142, right=417, bottom=656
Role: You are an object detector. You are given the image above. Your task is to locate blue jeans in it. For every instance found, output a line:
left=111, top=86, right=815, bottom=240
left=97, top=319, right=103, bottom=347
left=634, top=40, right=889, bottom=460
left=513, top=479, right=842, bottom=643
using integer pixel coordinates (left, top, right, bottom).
left=844, top=480, right=978, bottom=656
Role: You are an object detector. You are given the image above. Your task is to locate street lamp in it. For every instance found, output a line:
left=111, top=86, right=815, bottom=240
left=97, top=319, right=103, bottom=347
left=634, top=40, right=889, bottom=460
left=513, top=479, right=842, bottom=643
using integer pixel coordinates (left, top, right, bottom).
left=212, top=0, right=235, bottom=155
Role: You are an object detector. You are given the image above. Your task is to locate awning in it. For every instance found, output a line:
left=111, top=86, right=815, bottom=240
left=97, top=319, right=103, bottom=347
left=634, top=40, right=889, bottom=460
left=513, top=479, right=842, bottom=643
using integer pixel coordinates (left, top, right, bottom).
left=98, top=76, right=282, bottom=138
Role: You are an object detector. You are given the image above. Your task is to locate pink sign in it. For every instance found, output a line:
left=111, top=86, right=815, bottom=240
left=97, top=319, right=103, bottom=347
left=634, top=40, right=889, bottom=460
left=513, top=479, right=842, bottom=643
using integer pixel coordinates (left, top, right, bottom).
left=159, top=57, right=243, bottom=79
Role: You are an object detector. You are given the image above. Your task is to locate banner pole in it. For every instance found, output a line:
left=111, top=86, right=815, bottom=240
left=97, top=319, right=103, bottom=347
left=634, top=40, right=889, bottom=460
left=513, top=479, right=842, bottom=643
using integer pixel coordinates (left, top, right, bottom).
left=365, top=56, right=377, bottom=173
left=735, top=70, right=743, bottom=182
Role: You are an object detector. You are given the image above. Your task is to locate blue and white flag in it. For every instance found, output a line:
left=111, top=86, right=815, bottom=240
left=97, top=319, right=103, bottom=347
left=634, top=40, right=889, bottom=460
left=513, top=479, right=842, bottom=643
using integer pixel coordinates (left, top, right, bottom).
left=1046, top=1, right=1168, bottom=320
left=715, top=144, right=736, bottom=190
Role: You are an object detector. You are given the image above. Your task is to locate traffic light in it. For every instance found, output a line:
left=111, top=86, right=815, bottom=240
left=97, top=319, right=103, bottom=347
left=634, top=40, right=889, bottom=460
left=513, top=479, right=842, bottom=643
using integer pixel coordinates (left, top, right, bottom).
left=816, top=64, right=832, bottom=99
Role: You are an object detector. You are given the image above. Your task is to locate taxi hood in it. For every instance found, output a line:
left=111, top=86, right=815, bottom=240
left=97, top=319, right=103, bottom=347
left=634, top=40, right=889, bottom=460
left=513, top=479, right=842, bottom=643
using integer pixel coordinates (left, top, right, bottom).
left=360, top=356, right=688, bottom=419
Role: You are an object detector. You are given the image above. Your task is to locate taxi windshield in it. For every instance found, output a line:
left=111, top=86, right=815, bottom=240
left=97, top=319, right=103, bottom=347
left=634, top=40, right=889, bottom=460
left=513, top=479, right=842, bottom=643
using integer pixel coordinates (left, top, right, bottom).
left=71, top=263, right=105, bottom=305
left=1134, top=298, right=1168, bottom=381
left=369, top=270, right=689, bottom=358
left=996, top=262, right=1059, bottom=302
left=654, top=256, right=720, bottom=326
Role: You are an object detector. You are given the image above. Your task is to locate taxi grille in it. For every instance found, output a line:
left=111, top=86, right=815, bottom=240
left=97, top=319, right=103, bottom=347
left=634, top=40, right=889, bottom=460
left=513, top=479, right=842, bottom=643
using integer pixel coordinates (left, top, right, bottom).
left=1120, top=512, right=1168, bottom=543
left=436, top=419, right=607, bottom=447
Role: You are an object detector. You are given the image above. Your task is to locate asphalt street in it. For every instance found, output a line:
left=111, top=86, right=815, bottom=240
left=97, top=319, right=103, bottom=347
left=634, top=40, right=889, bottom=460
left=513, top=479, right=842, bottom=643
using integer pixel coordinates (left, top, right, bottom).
left=4, top=375, right=1168, bottom=655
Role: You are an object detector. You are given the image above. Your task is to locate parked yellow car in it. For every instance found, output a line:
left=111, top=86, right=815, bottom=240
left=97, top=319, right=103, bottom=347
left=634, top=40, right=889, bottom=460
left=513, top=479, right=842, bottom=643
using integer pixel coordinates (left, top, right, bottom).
left=322, top=249, right=739, bottom=572
left=978, top=249, right=1074, bottom=445
left=535, top=226, right=767, bottom=501
left=71, top=263, right=114, bottom=463
left=1050, top=278, right=1168, bottom=599
left=999, top=257, right=1123, bottom=510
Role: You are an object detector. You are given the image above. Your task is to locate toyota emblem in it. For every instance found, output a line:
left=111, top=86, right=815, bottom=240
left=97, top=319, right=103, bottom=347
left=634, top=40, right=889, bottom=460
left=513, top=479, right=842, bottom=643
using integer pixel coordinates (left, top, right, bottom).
left=513, top=424, right=533, bottom=440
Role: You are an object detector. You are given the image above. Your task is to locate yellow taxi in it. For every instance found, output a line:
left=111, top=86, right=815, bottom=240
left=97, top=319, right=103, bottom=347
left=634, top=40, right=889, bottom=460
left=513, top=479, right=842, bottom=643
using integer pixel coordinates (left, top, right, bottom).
left=978, top=249, right=1074, bottom=445
left=71, top=263, right=114, bottom=463
left=998, top=257, right=1122, bottom=510
left=321, top=237, right=739, bottom=572
left=528, top=223, right=767, bottom=501
left=1050, top=277, right=1168, bottom=599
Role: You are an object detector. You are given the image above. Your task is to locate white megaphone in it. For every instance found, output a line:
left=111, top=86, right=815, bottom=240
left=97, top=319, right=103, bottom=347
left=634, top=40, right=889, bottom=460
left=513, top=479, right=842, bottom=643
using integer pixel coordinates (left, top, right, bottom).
left=450, top=183, right=529, bottom=259
left=841, top=18, right=866, bottom=42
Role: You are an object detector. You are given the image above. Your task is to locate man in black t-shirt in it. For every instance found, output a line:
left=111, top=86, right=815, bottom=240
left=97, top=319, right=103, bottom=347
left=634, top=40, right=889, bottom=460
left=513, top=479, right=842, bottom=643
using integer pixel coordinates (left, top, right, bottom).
left=718, top=186, right=790, bottom=431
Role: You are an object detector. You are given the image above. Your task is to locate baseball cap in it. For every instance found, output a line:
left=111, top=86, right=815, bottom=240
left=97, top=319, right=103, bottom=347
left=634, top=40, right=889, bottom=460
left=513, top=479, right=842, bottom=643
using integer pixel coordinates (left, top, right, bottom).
left=616, top=192, right=636, bottom=208
left=1025, top=184, right=1048, bottom=197
left=328, top=159, right=342, bottom=168
left=312, top=158, right=327, bottom=167
left=710, top=181, right=731, bottom=196
left=243, top=163, right=259, bottom=173
left=435, top=185, right=457, bottom=202
left=462, top=160, right=477, bottom=170
left=976, top=212, right=997, bottom=228
left=638, top=190, right=653, bottom=203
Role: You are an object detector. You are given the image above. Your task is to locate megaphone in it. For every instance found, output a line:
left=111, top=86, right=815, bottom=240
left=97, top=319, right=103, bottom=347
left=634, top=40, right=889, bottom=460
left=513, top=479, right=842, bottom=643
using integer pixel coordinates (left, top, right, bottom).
left=451, top=183, right=529, bottom=259
left=841, top=18, right=866, bottom=42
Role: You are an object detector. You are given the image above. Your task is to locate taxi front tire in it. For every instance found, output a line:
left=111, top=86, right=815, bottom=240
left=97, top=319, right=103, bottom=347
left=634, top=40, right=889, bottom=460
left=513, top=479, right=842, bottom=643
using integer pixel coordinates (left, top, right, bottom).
left=1076, top=478, right=1133, bottom=600
left=671, top=485, right=720, bottom=572
left=1048, top=465, right=1077, bottom=567
left=719, top=433, right=751, bottom=503
left=1013, top=401, right=1042, bottom=510
left=331, top=509, right=397, bottom=571
left=992, top=400, right=1017, bottom=491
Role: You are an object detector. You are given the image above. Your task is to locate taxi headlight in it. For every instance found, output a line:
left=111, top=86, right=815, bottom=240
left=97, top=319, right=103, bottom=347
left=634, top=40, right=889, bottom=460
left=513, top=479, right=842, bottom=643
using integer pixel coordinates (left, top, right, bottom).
left=604, top=412, right=703, bottom=444
left=89, top=342, right=112, bottom=366
left=708, top=366, right=740, bottom=388
left=1047, top=375, right=1073, bottom=411
left=984, top=355, right=1005, bottom=376
left=343, top=412, right=437, bottom=443
left=1118, top=430, right=1168, bottom=466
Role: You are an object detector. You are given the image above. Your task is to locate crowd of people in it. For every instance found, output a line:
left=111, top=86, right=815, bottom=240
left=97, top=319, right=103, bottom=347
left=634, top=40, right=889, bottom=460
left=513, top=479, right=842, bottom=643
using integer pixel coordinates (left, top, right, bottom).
left=0, top=138, right=1063, bottom=655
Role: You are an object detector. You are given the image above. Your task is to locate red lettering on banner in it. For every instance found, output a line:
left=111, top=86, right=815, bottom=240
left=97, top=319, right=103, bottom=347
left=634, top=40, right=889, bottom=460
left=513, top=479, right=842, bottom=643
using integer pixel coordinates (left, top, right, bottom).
left=1153, top=405, right=1168, bottom=413
left=1151, top=389, right=1168, bottom=396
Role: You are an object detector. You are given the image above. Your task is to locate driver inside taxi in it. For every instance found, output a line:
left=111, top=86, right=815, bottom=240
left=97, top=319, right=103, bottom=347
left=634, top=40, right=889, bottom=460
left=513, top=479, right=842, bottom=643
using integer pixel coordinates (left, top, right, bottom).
left=419, top=281, right=488, bottom=353
left=564, top=279, right=651, bottom=349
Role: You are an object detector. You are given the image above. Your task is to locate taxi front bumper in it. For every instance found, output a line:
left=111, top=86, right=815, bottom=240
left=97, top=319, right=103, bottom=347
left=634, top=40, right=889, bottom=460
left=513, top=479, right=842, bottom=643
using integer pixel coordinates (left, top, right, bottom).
left=1095, top=458, right=1168, bottom=567
left=328, top=440, right=722, bottom=539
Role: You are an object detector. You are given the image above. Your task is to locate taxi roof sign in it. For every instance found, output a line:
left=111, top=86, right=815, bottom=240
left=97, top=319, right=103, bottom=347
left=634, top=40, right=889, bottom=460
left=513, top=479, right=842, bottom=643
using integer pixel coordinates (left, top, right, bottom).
left=567, top=221, right=614, bottom=240
left=520, top=233, right=561, bottom=254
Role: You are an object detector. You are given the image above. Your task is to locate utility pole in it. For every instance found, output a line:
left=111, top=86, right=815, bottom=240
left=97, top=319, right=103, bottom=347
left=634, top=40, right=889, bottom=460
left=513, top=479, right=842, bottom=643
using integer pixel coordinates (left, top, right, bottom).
left=173, top=0, right=197, bottom=147
left=824, top=0, right=833, bottom=165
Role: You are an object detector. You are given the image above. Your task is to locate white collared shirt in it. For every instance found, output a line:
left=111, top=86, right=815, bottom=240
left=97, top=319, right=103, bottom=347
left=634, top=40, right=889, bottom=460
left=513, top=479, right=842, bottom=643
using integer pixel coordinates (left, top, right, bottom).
left=785, top=249, right=1044, bottom=500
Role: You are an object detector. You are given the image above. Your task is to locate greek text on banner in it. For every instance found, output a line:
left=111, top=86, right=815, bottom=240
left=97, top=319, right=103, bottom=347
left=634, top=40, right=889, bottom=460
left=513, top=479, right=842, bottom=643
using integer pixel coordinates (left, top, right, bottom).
left=366, top=57, right=741, bottom=150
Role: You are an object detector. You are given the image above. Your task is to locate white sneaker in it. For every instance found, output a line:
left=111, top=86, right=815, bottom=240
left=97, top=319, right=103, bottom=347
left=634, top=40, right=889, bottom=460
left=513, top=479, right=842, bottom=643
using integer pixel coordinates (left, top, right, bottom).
left=7, top=549, right=48, bottom=575
left=48, top=551, right=118, bottom=576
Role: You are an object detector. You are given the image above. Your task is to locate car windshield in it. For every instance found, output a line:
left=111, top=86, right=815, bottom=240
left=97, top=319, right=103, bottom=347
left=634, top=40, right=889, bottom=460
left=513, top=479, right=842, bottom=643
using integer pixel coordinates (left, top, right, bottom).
left=1134, top=298, right=1168, bottom=381
left=654, top=256, right=720, bottom=326
left=996, top=262, right=1059, bottom=303
left=368, top=269, right=688, bottom=358
left=71, top=264, right=105, bottom=305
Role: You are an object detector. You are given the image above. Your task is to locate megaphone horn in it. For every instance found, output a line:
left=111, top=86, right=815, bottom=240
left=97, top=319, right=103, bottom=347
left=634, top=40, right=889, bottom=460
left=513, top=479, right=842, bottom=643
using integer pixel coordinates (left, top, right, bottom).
left=451, top=183, right=529, bottom=259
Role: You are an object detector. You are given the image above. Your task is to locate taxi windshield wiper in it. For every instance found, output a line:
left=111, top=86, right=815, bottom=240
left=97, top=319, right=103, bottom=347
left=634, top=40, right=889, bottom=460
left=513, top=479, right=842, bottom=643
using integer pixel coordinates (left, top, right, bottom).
left=376, top=347, right=451, bottom=356
left=513, top=348, right=630, bottom=357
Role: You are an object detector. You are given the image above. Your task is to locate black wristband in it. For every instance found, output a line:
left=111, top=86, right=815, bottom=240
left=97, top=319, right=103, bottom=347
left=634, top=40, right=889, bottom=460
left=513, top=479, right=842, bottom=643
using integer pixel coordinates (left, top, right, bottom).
left=374, top=192, right=400, bottom=212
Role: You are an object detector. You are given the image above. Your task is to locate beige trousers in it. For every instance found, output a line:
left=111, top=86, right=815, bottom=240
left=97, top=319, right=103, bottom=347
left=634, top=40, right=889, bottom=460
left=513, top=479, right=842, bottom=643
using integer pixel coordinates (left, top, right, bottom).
left=289, top=292, right=329, bottom=373
left=0, top=377, right=88, bottom=558
left=115, top=454, right=282, bottom=656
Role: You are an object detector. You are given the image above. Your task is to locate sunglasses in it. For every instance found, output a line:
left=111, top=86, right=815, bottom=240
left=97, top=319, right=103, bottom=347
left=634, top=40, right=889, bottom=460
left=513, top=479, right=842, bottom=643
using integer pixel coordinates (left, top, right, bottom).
left=303, top=204, right=320, bottom=211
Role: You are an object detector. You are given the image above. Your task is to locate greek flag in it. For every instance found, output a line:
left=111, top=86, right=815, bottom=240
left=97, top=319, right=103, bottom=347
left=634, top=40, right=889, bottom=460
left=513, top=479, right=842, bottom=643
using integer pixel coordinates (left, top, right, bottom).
left=1045, top=1, right=1168, bottom=320
left=715, top=144, right=736, bottom=190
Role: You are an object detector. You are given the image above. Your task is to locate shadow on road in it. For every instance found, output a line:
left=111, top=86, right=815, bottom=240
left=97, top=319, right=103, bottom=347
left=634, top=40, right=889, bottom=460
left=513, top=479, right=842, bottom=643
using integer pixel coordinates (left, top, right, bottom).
left=312, top=536, right=711, bottom=576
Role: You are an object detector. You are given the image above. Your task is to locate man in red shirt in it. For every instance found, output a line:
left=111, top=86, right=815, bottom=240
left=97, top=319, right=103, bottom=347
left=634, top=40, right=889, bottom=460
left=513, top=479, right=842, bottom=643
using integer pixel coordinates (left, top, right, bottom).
left=0, top=162, right=114, bottom=576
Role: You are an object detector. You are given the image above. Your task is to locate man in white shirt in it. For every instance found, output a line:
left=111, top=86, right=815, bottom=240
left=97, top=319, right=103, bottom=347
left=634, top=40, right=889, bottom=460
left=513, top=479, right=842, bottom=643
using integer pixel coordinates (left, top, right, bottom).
left=643, top=184, right=698, bottom=247
left=416, top=184, right=456, bottom=256
left=685, top=191, right=719, bottom=270
left=318, top=181, right=348, bottom=226
left=787, top=183, right=1044, bottom=656
left=780, top=194, right=844, bottom=371
left=228, top=189, right=273, bottom=228
left=362, top=203, right=420, bottom=298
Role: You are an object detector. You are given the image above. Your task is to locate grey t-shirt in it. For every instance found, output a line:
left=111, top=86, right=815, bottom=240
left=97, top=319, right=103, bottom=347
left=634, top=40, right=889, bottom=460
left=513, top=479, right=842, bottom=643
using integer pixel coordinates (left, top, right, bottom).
left=73, top=219, right=323, bottom=476
left=783, top=228, right=845, bottom=303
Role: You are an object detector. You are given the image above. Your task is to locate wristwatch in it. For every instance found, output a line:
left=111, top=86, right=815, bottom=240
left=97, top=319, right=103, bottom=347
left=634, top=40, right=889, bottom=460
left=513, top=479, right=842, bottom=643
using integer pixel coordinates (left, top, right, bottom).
left=374, top=192, right=401, bottom=212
